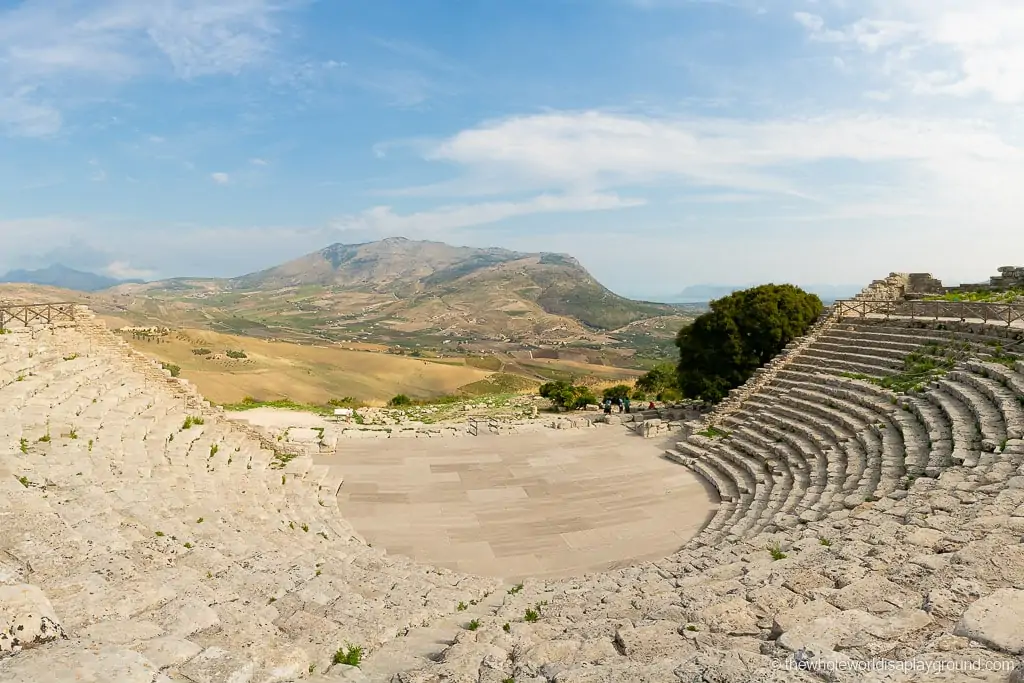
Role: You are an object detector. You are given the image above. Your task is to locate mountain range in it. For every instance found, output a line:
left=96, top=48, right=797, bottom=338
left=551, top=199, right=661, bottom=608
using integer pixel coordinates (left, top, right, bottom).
left=95, top=237, right=688, bottom=354
left=0, top=264, right=143, bottom=292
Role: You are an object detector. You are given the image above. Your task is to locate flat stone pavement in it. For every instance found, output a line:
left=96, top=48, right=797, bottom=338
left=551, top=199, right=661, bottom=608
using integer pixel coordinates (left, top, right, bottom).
left=320, top=428, right=717, bottom=581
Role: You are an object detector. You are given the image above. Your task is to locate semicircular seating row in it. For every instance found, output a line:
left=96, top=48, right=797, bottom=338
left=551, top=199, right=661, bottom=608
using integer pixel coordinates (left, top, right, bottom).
left=668, top=317, right=1024, bottom=544
left=0, top=320, right=500, bottom=680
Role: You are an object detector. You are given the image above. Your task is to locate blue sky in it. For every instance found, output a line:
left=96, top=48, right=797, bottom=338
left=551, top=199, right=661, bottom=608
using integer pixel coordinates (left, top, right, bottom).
left=1, top=0, right=1022, bottom=297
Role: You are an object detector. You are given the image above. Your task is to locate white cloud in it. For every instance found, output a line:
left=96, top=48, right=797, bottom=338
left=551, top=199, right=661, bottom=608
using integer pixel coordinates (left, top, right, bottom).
left=331, top=193, right=645, bottom=236
left=249, top=157, right=269, bottom=166
left=0, top=0, right=298, bottom=135
left=793, top=1, right=1024, bottom=103
left=422, top=110, right=1024, bottom=206
left=0, top=90, right=61, bottom=137
left=211, top=172, right=231, bottom=184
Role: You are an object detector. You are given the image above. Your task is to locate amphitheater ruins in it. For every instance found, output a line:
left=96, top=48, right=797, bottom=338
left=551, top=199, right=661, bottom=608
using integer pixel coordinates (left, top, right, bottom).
left=3, top=272, right=1024, bottom=682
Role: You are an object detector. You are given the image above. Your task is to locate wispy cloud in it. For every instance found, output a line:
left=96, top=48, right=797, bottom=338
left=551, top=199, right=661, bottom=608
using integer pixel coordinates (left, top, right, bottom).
left=211, top=172, right=231, bottom=184
left=331, top=193, right=645, bottom=237
left=0, top=0, right=302, bottom=136
left=417, top=110, right=1023, bottom=204
left=793, top=1, right=1024, bottom=103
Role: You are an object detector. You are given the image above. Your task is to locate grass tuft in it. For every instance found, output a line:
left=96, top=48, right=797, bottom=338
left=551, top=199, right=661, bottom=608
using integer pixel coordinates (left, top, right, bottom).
left=332, top=644, right=362, bottom=668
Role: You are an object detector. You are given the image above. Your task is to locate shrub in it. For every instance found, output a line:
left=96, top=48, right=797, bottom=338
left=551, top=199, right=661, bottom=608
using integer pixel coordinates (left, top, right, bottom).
left=192, top=348, right=212, bottom=355
left=601, top=384, right=632, bottom=401
left=538, top=381, right=597, bottom=410
left=676, top=284, right=823, bottom=402
left=635, top=362, right=678, bottom=396
left=328, top=397, right=362, bottom=408
left=389, top=394, right=413, bottom=407
left=225, top=350, right=247, bottom=359
left=160, top=362, right=181, bottom=377
left=332, top=644, right=362, bottom=668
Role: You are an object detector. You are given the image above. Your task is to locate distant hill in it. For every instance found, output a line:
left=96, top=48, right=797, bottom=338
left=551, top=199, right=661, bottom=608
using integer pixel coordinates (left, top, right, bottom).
left=228, top=237, right=674, bottom=331
left=104, top=237, right=692, bottom=353
left=0, top=264, right=142, bottom=292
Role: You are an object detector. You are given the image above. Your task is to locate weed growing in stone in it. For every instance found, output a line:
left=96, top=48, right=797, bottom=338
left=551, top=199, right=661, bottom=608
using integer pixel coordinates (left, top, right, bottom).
left=457, top=601, right=468, bottom=611
left=696, top=426, right=730, bottom=439
left=466, top=619, right=480, bottom=631
left=19, top=438, right=28, bottom=454
left=332, top=644, right=362, bottom=668
left=196, top=517, right=204, bottom=524
left=88, top=439, right=93, bottom=452
left=684, top=624, right=699, bottom=632
left=508, top=583, right=523, bottom=595
left=502, top=622, right=511, bottom=632
left=819, top=537, right=832, bottom=547
left=17, top=476, right=30, bottom=488
left=182, top=416, right=204, bottom=429
left=155, top=531, right=165, bottom=537
left=68, top=429, right=78, bottom=439
left=183, top=542, right=193, bottom=549
left=767, top=543, right=787, bottom=561
left=301, top=524, right=309, bottom=532
left=38, top=433, right=50, bottom=443
left=524, top=608, right=539, bottom=622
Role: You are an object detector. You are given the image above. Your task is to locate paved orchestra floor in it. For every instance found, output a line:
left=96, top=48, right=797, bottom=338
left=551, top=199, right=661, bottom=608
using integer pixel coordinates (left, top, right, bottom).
left=322, top=428, right=717, bottom=580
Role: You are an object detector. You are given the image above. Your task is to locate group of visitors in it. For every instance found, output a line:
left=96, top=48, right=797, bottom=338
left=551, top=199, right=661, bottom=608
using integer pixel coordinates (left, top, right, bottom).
left=603, top=396, right=631, bottom=414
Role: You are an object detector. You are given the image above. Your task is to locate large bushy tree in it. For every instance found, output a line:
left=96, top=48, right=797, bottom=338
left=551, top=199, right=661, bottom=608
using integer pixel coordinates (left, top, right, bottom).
left=676, top=284, right=823, bottom=402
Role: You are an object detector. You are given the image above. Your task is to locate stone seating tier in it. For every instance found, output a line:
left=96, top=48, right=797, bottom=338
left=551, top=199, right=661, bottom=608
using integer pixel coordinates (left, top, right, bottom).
left=5, top=296, right=1024, bottom=682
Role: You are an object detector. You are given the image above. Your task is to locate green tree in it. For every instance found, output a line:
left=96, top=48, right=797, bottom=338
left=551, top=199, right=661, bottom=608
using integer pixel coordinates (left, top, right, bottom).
left=602, top=384, right=632, bottom=400
left=635, top=362, right=677, bottom=395
left=388, top=394, right=412, bottom=407
left=539, top=381, right=597, bottom=410
left=676, top=284, right=823, bottom=402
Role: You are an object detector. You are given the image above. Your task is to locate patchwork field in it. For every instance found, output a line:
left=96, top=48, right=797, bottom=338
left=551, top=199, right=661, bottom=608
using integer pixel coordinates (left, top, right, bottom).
left=115, top=326, right=641, bottom=406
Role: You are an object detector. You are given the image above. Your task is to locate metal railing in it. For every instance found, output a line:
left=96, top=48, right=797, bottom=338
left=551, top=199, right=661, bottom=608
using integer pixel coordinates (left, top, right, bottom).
left=833, top=299, right=1024, bottom=327
left=0, top=302, right=78, bottom=329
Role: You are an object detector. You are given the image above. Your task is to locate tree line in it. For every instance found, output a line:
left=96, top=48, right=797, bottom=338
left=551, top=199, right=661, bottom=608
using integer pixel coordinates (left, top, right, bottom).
left=541, top=284, right=823, bottom=409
